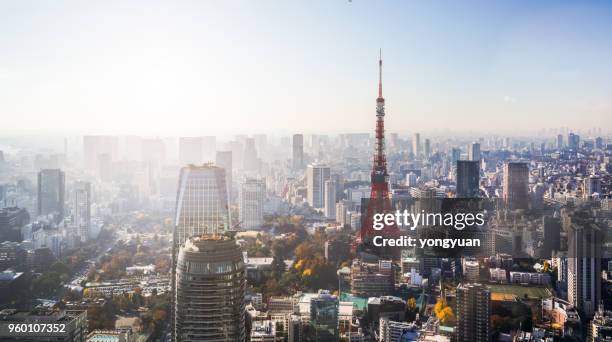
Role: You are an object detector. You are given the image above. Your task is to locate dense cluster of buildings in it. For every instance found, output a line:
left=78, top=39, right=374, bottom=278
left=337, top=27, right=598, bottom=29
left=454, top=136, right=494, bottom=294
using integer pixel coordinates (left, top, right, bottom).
left=0, top=58, right=610, bottom=342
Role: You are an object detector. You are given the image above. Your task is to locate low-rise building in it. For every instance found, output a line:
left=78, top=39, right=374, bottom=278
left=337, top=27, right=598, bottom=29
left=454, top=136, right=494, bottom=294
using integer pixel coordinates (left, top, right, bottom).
left=380, top=318, right=418, bottom=342
left=0, top=308, right=87, bottom=342
left=251, top=320, right=281, bottom=342
left=489, top=268, right=507, bottom=283
left=509, top=271, right=551, bottom=285
left=351, top=260, right=394, bottom=297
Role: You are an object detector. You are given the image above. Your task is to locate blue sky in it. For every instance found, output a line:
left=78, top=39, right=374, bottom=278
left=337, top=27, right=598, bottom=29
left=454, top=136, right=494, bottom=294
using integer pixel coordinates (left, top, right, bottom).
left=0, top=1, right=611, bottom=135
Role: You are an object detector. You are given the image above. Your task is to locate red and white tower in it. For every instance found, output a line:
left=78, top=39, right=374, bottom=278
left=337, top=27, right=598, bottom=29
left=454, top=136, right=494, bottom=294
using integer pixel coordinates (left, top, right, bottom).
left=355, top=50, right=399, bottom=254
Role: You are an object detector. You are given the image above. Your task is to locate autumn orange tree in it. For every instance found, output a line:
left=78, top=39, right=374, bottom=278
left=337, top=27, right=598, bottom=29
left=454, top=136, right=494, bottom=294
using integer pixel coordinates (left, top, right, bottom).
left=407, top=297, right=417, bottom=312
left=434, top=298, right=455, bottom=324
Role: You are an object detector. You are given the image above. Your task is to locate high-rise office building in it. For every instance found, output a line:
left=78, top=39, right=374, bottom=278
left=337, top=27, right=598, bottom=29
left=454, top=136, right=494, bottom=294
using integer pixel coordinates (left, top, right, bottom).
left=216, top=150, right=233, bottom=201
left=292, top=134, right=304, bottom=170
left=174, top=235, right=246, bottom=341
left=179, top=137, right=204, bottom=165
left=412, top=133, right=421, bottom=158
left=227, top=140, right=244, bottom=170
left=243, top=137, right=259, bottom=171
left=451, top=148, right=461, bottom=164
left=307, top=164, right=331, bottom=209
left=584, top=175, right=601, bottom=198
left=202, top=136, right=216, bottom=163
left=557, top=134, right=564, bottom=149
left=542, top=216, right=561, bottom=257
left=335, top=200, right=352, bottom=226
left=595, top=137, right=604, bottom=150
left=456, top=283, right=491, bottom=342
left=172, top=165, right=232, bottom=342
left=254, top=134, right=268, bottom=159
left=239, top=178, right=265, bottom=230
left=468, top=142, right=481, bottom=161
left=37, top=169, right=65, bottom=220
left=324, top=180, right=337, bottom=219
left=503, top=162, right=529, bottom=210
left=173, top=165, right=231, bottom=250
left=456, top=160, right=480, bottom=198
left=504, top=137, right=511, bottom=149
left=330, top=173, right=344, bottom=199
left=73, top=181, right=91, bottom=242
left=0, top=207, right=29, bottom=242
left=568, top=133, right=580, bottom=150
left=83, top=135, right=119, bottom=172
left=424, top=138, right=431, bottom=158
left=567, top=214, right=602, bottom=317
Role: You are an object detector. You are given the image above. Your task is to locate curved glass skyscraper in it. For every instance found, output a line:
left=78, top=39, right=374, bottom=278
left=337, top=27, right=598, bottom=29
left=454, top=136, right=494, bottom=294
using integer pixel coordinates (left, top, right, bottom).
left=174, top=164, right=231, bottom=246
left=172, top=164, right=233, bottom=341
left=174, top=235, right=246, bottom=341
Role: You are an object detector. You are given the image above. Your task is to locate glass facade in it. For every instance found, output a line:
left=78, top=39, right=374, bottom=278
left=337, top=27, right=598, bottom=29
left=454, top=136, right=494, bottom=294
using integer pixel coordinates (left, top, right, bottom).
left=309, top=290, right=339, bottom=341
left=174, top=235, right=246, bottom=341
left=174, top=165, right=230, bottom=247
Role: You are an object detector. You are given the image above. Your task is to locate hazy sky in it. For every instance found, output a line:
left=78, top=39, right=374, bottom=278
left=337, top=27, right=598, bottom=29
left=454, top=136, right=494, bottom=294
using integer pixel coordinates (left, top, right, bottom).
left=1, top=1, right=611, bottom=136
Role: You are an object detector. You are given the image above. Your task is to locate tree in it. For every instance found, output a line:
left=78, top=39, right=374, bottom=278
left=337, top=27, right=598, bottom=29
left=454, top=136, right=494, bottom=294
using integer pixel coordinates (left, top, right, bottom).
left=434, top=298, right=454, bottom=324
left=32, top=272, right=61, bottom=296
left=50, top=261, right=71, bottom=275
left=87, top=303, right=116, bottom=331
left=407, top=297, right=417, bottom=311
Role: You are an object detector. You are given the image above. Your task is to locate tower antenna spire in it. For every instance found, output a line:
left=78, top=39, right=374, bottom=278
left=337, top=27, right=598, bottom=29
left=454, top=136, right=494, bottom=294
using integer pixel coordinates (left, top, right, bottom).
left=378, top=48, right=383, bottom=99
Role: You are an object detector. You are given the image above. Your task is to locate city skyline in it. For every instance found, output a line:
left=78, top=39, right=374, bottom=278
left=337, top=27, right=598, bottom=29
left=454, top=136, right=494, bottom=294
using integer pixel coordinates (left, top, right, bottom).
left=1, top=1, right=611, bottom=135
left=1, top=2, right=611, bottom=341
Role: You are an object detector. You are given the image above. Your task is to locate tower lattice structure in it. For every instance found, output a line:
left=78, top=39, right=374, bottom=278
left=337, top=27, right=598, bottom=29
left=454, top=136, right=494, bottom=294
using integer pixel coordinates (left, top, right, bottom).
left=355, top=51, right=400, bottom=253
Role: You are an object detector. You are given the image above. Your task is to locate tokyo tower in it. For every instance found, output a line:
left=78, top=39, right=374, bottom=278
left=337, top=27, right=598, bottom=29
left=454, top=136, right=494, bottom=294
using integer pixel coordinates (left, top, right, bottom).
left=355, top=50, right=399, bottom=256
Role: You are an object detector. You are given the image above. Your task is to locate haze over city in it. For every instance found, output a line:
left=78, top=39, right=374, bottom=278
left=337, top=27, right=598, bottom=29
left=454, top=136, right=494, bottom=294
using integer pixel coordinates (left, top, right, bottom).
left=1, top=2, right=612, bottom=342
left=1, top=0, right=611, bottom=135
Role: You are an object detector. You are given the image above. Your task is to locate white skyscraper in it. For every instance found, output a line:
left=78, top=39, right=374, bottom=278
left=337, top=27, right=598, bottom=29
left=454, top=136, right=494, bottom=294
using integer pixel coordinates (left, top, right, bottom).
left=243, top=137, right=259, bottom=172
left=202, top=136, right=216, bottom=163
left=412, top=133, right=421, bottom=158
left=216, top=151, right=233, bottom=201
left=239, top=178, right=266, bottom=230
left=307, top=164, right=331, bottom=209
left=336, top=202, right=347, bottom=226
left=37, top=169, right=65, bottom=220
left=324, top=180, right=336, bottom=219
left=74, top=181, right=91, bottom=242
left=292, top=134, right=304, bottom=170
